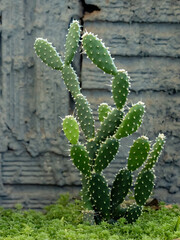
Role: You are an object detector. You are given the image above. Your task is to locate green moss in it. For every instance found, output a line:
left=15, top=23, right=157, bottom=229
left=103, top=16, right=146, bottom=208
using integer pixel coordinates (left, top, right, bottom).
left=0, top=194, right=179, bottom=240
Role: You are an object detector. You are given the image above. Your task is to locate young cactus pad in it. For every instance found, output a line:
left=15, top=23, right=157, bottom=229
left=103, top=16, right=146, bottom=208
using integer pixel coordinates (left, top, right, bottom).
left=98, top=103, right=112, bottom=122
left=61, top=64, right=81, bottom=98
left=86, top=139, right=98, bottom=160
left=96, top=108, right=123, bottom=143
left=75, top=94, right=95, bottom=139
left=128, top=136, right=150, bottom=171
left=112, top=70, right=130, bottom=110
left=65, top=20, right=81, bottom=65
left=82, top=32, right=117, bottom=75
left=70, top=144, right=91, bottom=175
left=94, top=137, right=119, bottom=173
left=115, top=102, right=145, bottom=139
left=62, top=116, right=79, bottom=145
left=125, top=204, right=143, bottom=224
left=144, top=133, right=166, bottom=170
left=34, top=38, right=63, bottom=70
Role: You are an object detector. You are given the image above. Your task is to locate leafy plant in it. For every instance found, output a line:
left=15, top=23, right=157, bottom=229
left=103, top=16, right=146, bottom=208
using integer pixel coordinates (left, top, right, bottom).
left=0, top=195, right=180, bottom=239
left=34, top=20, right=166, bottom=224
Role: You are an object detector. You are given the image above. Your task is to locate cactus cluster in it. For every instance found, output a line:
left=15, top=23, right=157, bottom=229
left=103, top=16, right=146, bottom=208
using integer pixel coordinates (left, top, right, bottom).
left=34, top=20, right=166, bottom=224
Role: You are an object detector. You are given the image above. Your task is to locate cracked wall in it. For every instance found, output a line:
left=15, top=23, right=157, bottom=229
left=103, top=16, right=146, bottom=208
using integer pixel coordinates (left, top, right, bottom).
left=0, top=0, right=179, bottom=208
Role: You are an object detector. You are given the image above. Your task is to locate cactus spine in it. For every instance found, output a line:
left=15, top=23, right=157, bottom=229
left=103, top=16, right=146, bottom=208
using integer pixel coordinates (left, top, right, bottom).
left=34, top=20, right=166, bottom=224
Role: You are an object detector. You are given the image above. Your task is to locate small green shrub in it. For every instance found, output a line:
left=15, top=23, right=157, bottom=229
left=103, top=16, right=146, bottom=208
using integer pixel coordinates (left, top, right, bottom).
left=0, top=195, right=179, bottom=240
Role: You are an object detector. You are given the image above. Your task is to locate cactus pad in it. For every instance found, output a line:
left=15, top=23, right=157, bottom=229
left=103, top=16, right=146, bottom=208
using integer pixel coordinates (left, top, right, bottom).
left=70, top=144, right=91, bottom=175
left=134, top=169, right=155, bottom=205
left=115, top=102, right=145, bottom=139
left=128, top=136, right=150, bottom=171
left=111, top=168, right=132, bottom=211
left=96, top=108, right=123, bottom=144
left=89, top=173, right=110, bottom=220
left=94, top=137, right=119, bottom=173
left=125, top=204, right=143, bottom=223
left=144, top=133, right=166, bottom=170
left=81, top=175, right=93, bottom=210
left=98, top=103, right=112, bottom=122
left=63, top=115, right=79, bottom=144
left=86, top=138, right=98, bottom=161
left=34, top=38, right=63, bottom=70
left=82, top=32, right=117, bottom=75
left=111, top=206, right=127, bottom=220
left=75, top=94, right=95, bottom=139
left=61, top=64, right=81, bottom=98
left=65, top=20, right=81, bottom=65
left=112, top=70, right=130, bottom=110
left=62, top=116, right=79, bottom=144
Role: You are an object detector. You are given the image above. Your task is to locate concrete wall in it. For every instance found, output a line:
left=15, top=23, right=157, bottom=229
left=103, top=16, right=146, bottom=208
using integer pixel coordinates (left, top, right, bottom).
left=0, top=0, right=179, bottom=208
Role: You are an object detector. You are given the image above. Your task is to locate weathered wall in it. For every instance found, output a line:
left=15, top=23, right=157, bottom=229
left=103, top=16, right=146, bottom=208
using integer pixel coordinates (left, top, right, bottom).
left=0, top=0, right=179, bottom=208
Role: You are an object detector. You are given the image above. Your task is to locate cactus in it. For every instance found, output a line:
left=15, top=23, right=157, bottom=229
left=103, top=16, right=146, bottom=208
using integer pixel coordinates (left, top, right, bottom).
left=34, top=20, right=166, bottom=224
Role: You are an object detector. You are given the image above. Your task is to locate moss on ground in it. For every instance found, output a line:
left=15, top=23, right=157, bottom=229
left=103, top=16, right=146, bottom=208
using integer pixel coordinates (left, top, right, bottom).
left=0, top=194, right=179, bottom=240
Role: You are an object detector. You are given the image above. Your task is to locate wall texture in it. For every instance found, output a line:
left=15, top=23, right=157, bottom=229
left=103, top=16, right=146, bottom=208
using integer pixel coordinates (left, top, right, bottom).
left=0, top=0, right=179, bottom=209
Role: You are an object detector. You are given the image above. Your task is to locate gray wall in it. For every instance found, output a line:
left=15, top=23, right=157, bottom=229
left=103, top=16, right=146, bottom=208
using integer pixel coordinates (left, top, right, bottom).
left=0, top=0, right=179, bottom=208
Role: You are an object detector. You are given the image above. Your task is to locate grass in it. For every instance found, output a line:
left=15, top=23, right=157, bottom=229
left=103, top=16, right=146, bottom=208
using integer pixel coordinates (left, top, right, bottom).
left=0, top=194, right=179, bottom=240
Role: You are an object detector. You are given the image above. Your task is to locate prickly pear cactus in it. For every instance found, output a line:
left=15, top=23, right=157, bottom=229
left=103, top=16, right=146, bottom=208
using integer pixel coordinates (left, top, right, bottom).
left=34, top=20, right=166, bottom=224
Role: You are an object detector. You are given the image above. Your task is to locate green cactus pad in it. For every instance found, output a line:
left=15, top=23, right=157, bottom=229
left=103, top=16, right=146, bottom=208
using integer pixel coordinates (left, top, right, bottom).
left=70, top=144, right=91, bottom=175
left=86, top=138, right=98, bottom=161
left=112, top=205, right=142, bottom=223
left=61, top=64, right=81, bottom=98
left=62, top=115, right=79, bottom=144
left=98, top=103, right=112, bottom=122
left=125, top=204, right=143, bottom=223
left=34, top=38, right=63, bottom=70
left=75, top=94, right=95, bottom=139
left=134, top=169, right=155, bottom=205
left=144, top=133, right=166, bottom=170
left=128, top=136, right=150, bottom=171
left=94, top=137, right=119, bottom=173
left=89, top=173, right=110, bottom=220
left=65, top=20, right=81, bottom=65
left=112, top=70, right=130, bottom=110
left=111, top=168, right=132, bottom=211
left=82, top=32, right=117, bottom=75
left=81, top=175, right=93, bottom=210
left=115, top=102, right=145, bottom=139
left=111, top=206, right=127, bottom=220
left=96, top=108, right=123, bottom=144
